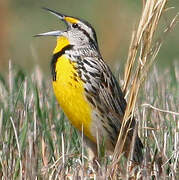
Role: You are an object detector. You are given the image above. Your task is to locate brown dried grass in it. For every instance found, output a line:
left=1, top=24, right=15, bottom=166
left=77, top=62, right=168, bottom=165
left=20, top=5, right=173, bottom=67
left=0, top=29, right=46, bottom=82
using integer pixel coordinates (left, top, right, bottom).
left=108, top=0, right=178, bottom=178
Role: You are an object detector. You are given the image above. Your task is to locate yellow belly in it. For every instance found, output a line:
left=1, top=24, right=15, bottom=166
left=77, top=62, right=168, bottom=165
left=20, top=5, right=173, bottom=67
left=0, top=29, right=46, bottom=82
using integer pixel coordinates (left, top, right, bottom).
left=53, top=55, right=95, bottom=142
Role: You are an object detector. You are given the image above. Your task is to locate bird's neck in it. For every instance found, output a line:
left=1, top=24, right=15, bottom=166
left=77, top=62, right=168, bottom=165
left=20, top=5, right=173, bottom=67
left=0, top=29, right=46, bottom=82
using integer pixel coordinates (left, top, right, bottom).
left=67, top=43, right=100, bottom=58
left=53, top=36, right=100, bottom=58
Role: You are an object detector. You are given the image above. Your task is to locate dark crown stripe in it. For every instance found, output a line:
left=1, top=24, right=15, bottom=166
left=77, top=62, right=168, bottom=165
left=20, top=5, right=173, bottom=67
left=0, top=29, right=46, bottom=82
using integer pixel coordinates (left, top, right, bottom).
left=51, top=44, right=73, bottom=81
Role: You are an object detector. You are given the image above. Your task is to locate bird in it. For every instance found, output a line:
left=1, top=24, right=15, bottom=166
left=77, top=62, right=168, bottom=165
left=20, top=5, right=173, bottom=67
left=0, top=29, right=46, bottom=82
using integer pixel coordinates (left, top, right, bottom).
left=35, top=8, right=143, bottom=164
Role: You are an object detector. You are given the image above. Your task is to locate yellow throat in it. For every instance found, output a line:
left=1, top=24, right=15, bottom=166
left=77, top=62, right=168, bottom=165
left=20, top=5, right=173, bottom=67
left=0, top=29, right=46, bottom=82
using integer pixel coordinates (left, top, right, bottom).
left=52, top=36, right=95, bottom=142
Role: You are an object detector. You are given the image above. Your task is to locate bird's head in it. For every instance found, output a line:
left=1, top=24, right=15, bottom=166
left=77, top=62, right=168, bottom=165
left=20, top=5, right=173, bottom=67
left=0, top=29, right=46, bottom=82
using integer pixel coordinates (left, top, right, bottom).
left=35, top=8, right=99, bottom=52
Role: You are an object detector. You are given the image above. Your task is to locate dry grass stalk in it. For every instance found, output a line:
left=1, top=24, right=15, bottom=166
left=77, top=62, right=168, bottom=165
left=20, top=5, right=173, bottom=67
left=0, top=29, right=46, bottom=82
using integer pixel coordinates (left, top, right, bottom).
left=142, top=103, right=179, bottom=116
left=108, top=0, right=178, bottom=177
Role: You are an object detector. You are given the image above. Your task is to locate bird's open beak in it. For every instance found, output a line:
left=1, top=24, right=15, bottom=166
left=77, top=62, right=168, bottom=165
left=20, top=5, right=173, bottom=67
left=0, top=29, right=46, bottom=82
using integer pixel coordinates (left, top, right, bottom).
left=34, top=7, right=68, bottom=37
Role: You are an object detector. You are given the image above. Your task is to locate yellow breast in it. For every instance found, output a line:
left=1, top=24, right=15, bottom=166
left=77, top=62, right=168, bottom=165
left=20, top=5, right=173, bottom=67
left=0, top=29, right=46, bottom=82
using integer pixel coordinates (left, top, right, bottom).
left=53, top=54, right=95, bottom=142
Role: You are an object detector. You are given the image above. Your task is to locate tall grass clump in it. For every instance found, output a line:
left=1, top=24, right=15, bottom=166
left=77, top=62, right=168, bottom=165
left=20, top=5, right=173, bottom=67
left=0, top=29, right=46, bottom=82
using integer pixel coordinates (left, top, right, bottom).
left=0, top=62, right=83, bottom=179
left=109, top=0, right=179, bottom=179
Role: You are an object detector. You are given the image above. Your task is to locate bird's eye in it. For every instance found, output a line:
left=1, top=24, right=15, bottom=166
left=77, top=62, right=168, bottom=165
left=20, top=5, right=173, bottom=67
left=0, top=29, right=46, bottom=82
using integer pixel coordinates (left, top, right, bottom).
left=72, top=23, right=79, bottom=28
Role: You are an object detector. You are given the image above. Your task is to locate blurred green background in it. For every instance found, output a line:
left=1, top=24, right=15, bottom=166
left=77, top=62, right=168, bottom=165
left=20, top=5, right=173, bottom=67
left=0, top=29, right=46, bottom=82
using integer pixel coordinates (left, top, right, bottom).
left=0, top=0, right=179, bottom=75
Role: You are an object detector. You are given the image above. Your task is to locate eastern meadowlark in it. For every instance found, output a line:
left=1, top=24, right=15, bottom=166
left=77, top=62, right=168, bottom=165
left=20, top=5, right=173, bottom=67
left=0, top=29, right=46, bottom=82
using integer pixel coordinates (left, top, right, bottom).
left=35, top=8, right=143, bottom=163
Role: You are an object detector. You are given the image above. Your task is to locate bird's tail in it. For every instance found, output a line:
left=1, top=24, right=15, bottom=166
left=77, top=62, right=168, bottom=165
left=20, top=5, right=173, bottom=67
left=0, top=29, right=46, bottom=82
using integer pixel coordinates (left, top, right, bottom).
left=123, top=118, right=143, bottom=164
left=133, top=135, right=143, bottom=164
